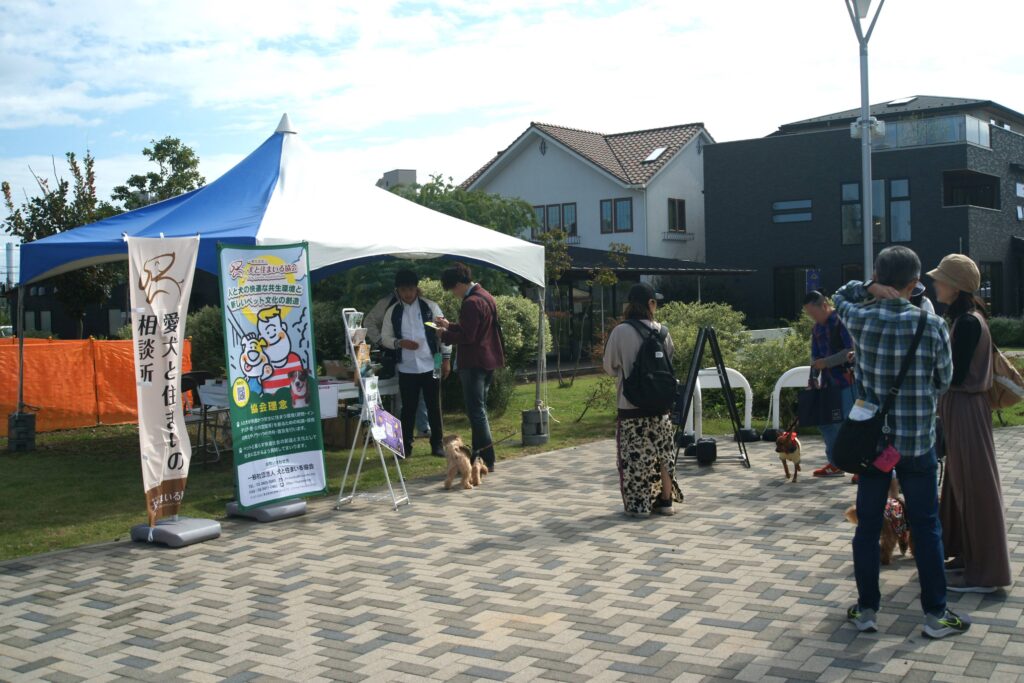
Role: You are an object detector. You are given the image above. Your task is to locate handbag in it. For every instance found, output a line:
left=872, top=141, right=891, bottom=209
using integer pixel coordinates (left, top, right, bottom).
left=988, top=342, right=1024, bottom=409
left=797, top=370, right=845, bottom=426
left=832, top=309, right=928, bottom=475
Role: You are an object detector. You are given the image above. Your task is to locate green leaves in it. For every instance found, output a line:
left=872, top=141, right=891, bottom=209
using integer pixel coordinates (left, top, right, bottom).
left=111, top=136, right=205, bottom=210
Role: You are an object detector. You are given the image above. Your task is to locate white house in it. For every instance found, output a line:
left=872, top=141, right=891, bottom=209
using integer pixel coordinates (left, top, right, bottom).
left=461, top=121, right=713, bottom=262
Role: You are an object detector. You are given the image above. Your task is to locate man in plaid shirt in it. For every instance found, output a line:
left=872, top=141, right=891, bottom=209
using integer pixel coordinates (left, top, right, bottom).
left=832, top=246, right=969, bottom=640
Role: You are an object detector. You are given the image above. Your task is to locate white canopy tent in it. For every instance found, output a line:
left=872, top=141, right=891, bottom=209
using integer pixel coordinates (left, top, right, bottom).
left=16, top=116, right=549, bottom=439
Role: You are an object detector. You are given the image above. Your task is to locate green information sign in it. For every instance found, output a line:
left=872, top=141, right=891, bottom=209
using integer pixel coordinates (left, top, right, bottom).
left=218, top=242, right=327, bottom=509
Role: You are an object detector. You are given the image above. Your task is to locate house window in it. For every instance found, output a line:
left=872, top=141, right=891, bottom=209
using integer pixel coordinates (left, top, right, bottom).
left=773, top=266, right=815, bottom=320
left=532, top=205, right=545, bottom=240
left=600, top=199, right=613, bottom=234
left=668, top=198, right=686, bottom=232
left=943, top=170, right=1000, bottom=209
left=890, top=178, right=911, bottom=242
left=980, top=262, right=1003, bottom=316
left=842, top=263, right=864, bottom=284
left=562, top=203, right=577, bottom=236
left=772, top=199, right=812, bottom=224
left=614, top=198, right=633, bottom=232
left=546, top=204, right=562, bottom=232
left=841, top=180, right=886, bottom=245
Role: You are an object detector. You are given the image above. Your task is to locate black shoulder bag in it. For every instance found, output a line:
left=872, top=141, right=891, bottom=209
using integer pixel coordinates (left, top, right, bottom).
left=832, top=309, right=927, bottom=474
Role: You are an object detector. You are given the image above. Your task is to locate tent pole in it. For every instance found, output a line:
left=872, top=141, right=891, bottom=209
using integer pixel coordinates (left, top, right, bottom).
left=536, top=287, right=545, bottom=408
left=17, top=284, right=25, bottom=413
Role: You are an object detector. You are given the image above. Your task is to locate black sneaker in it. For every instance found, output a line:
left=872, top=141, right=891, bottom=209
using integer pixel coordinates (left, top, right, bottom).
left=847, top=604, right=877, bottom=633
left=431, top=447, right=445, bottom=458
left=653, top=496, right=675, bottom=516
left=923, top=609, right=971, bottom=639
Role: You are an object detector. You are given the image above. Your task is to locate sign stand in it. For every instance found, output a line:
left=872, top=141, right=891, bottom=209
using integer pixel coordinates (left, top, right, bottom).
left=673, top=326, right=751, bottom=468
left=334, top=308, right=410, bottom=511
left=130, top=516, right=221, bottom=548
left=225, top=499, right=306, bottom=522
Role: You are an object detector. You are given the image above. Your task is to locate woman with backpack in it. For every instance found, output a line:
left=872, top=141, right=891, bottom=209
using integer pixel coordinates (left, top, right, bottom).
left=603, top=283, right=684, bottom=517
left=929, top=254, right=1011, bottom=593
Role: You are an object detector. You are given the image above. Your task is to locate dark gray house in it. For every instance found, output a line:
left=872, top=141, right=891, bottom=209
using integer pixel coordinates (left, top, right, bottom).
left=705, top=96, right=1024, bottom=324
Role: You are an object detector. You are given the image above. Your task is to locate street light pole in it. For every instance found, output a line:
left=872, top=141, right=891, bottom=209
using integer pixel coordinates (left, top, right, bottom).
left=845, top=0, right=886, bottom=279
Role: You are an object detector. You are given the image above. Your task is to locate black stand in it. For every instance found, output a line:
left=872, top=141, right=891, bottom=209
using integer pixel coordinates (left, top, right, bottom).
left=673, top=326, right=750, bottom=468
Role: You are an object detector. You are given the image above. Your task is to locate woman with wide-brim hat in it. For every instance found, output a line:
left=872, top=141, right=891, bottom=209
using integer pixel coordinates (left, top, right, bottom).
left=928, top=254, right=1011, bottom=593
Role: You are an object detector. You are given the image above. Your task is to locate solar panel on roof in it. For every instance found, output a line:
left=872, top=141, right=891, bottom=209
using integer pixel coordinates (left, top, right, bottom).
left=887, top=96, right=918, bottom=106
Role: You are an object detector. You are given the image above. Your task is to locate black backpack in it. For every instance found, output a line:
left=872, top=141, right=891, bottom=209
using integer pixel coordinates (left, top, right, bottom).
left=622, top=320, right=678, bottom=413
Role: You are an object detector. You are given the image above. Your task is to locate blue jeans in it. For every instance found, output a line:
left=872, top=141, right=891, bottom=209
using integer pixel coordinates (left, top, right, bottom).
left=459, top=368, right=495, bottom=469
left=853, top=447, right=946, bottom=616
left=818, top=385, right=856, bottom=466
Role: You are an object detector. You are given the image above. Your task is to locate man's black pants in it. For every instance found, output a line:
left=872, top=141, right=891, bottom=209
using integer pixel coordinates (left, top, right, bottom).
left=398, top=371, right=442, bottom=454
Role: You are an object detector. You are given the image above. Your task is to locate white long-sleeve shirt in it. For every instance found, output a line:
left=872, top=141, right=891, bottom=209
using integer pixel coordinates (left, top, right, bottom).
left=381, top=297, right=451, bottom=374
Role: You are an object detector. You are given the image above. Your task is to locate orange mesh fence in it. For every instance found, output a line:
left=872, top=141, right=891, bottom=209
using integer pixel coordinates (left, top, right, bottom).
left=0, top=338, right=193, bottom=435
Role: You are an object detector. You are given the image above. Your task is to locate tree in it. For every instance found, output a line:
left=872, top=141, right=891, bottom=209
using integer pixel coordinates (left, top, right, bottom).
left=392, top=174, right=537, bottom=238
left=111, top=137, right=205, bottom=210
left=2, top=152, right=124, bottom=338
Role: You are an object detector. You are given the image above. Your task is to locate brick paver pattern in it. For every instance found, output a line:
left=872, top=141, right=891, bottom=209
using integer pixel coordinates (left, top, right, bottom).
left=1, top=428, right=1022, bottom=682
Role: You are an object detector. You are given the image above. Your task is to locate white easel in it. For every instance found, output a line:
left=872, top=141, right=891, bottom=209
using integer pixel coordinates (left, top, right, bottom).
left=335, top=308, right=410, bottom=511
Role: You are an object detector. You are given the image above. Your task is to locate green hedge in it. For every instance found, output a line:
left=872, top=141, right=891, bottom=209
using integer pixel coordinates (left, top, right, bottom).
left=989, top=316, right=1024, bottom=348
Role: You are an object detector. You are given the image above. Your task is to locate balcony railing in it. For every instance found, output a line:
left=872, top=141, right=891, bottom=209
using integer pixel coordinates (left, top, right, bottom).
left=875, top=114, right=990, bottom=151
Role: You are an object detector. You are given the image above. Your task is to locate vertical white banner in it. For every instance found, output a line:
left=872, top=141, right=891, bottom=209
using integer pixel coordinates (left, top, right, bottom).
left=128, top=236, right=200, bottom=526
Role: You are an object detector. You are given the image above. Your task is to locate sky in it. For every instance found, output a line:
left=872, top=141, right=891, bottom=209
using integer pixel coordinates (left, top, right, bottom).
left=2, top=0, right=1023, bottom=280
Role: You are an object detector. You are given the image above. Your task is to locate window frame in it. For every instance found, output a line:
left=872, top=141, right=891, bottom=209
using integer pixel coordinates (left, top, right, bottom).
left=668, top=198, right=686, bottom=232
left=840, top=180, right=887, bottom=245
left=613, top=197, right=633, bottom=233
left=561, top=202, right=577, bottom=236
left=600, top=199, right=613, bottom=234
left=532, top=205, right=545, bottom=240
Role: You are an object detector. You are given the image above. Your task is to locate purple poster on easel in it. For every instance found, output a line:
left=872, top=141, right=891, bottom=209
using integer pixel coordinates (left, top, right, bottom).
left=371, top=405, right=405, bottom=458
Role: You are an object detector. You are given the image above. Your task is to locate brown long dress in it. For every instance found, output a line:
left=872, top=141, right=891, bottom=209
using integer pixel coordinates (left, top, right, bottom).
left=938, top=312, right=1012, bottom=588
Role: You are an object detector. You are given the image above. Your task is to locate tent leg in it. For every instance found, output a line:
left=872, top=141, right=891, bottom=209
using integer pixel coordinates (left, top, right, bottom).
left=17, top=284, right=25, bottom=413
left=521, top=288, right=549, bottom=447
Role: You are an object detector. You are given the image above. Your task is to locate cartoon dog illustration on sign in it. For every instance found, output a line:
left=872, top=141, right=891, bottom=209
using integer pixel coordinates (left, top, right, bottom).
left=238, top=333, right=273, bottom=395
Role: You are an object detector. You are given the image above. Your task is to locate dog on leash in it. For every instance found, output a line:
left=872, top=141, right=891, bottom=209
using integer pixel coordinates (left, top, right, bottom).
left=442, top=434, right=489, bottom=490
left=775, top=428, right=802, bottom=482
left=843, top=480, right=915, bottom=565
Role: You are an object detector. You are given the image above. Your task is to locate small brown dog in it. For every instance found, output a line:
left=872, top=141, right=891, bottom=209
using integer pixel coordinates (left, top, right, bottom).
left=442, top=434, right=488, bottom=490
left=844, top=481, right=915, bottom=565
left=775, top=428, right=801, bottom=482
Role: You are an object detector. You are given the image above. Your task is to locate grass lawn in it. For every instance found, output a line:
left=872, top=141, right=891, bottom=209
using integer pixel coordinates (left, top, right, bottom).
left=4, top=374, right=1024, bottom=561
left=0, top=375, right=618, bottom=561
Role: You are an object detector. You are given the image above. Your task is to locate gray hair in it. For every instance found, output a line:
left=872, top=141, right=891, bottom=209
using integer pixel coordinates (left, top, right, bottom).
left=874, top=246, right=920, bottom=290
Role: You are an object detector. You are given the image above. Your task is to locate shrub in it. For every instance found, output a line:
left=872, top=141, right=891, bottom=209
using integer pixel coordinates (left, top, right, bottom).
left=658, top=301, right=748, bottom=374
left=112, top=323, right=133, bottom=340
left=735, top=327, right=809, bottom=416
left=186, top=306, right=226, bottom=376
left=312, top=300, right=346, bottom=362
left=989, top=316, right=1024, bottom=348
left=20, top=329, right=59, bottom=339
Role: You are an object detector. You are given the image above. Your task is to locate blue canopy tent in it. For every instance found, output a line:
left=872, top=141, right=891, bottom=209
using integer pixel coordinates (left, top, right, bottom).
left=13, top=116, right=549, bottom=441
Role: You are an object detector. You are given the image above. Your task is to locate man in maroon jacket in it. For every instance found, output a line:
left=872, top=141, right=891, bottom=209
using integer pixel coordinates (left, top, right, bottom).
left=435, top=263, right=505, bottom=470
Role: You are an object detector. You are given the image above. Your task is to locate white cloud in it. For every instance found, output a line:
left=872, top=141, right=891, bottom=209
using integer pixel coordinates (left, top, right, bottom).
left=0, top=0, right=1022, bottom=198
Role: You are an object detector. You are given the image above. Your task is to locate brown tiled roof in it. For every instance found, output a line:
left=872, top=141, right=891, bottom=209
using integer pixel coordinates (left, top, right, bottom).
left=460, top=121, right=706, bottom=189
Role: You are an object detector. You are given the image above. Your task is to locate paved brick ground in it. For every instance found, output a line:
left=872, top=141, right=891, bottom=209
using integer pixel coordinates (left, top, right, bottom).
left=1, top=428, right=1022, bottom=682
